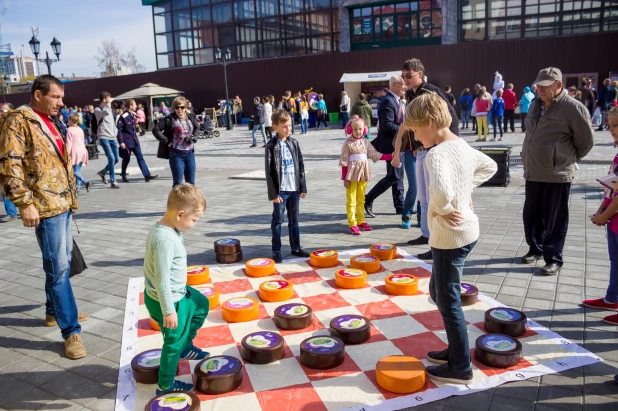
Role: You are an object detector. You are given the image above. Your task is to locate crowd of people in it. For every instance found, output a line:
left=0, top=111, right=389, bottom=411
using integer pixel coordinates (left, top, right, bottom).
left=0, top=61, right=617, bottom=391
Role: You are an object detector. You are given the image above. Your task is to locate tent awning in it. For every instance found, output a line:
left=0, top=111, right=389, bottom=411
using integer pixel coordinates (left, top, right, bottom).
left=113, top=83, right=183, bottom=100
left=339, top=71, right=400, bottom=83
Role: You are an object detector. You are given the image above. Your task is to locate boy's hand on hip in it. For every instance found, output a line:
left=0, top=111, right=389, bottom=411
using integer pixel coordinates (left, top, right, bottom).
left=438, top=209, right=464, bottom=226
left=273, top=197, right=283, bottom=203
left=300, top=193, right=307, bottom=199
left=163, top=312, right=178, bottom=329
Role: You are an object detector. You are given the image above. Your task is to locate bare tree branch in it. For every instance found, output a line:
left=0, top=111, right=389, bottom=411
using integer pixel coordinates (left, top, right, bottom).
left=94, top=41, right=147, bottom=77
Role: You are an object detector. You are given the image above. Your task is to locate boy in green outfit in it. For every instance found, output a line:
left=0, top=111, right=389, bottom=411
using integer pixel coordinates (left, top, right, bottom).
left=143, top=183, right=210, bottom=394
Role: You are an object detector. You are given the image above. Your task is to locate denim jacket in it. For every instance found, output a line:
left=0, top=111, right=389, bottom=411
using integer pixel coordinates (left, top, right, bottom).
left=265, top=137, right=307, bottom=200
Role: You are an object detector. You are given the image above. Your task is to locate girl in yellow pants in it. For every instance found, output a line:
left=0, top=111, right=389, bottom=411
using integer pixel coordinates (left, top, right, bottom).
left=340, top=116, right=391, bottom=235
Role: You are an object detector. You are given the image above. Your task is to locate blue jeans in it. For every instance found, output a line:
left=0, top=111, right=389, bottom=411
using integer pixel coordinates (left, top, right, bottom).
left=271, top=191, right=301, bottom=253
left=120, top=144, right=151, bottom=178
left=2, top=194, right=18, bottom=218
left=429, top=241, right=477, bottom=373
left=316, top=115, right=328, bottom=129
left=461, top=110, right=471, bottom=128
left=416, top=150, right=430, bottom=238
left=492, top=115, right=504, bottom=138
left=403, top=150, right=417, bottom=219
left=35, top=210, right=80, bottom=339
left=73, top=163, right=88, bottom=190
left=606, top=228, right=618, bottom=303
left=301, top=119, right=308, bottom=134
left=341, top=112, right=349, bottom=128
left=98, top=139, right=119, bottom=182
left=169, top=150, right=196, bottom=187
left=252, top=123, right=267, bottom=146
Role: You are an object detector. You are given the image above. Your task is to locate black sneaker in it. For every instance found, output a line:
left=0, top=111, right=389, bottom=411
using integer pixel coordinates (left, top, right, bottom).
left=521, top=252, right=543, bottom=264
left=145, top=175, right=158, bottom=182
left=416, top=250, right=433, bottom=260
left=85, top=181, right=91, bottom=193
left=364, top=202, right=375, bottom=218
left=273, top=252, right=283, bottom=263
left=426, top=363, right=473, bottom=384
left=540, top=263, right=561, bottom=276
left=111, top=182, right=120, bottom=189
left=291, top=248, right=310, bottom=258
left=427, top=348, right=449, bottom=365
left=122, top=175, right=130, bottom=183
left=408, top=236, right=429, bottom=246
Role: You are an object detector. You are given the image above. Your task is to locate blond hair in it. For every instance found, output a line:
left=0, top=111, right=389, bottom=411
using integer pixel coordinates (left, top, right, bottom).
left=68, top=113, right=82, bottom=126
left=404, top=92, right=451, bottom=130
left=271, top=108, right=291, bottom=125
left=609, top=106, right=618, bottom=118
left=167, top=183, right=206, bottom=213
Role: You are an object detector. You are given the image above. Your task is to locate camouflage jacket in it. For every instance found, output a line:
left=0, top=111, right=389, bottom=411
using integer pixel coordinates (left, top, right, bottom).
left=0, top=105, right=78, bottom=219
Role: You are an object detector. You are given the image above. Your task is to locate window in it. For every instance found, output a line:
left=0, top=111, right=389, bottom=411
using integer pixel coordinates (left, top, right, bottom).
left=307, top=11, right=331, bottom=35
left=173, top=10, right=193, bottom=30
left=461, top=0, right=486, bottom=20
left=213, top=3, right=233, bottom=23
left=286, top=38, right=306, bottom=55
left=263, top=40, right=282, bottom=57
left=308, top=35, right=331, bottom=52
left=281, top=0, right=303, bottom=14
left=237, top=21, right=258, bottom=42
left=488, top=17, right=522, bottom=39
left=154, top=3, right=171, bottom=13
left=173, top=0, right=191, bottom=9
left=194, top=27, right=214, bottom=48
left=157, top=53, right=175, bottom=69
left=214, top=23, right=235, bottom=46
left=489, top=0, right=522, bottom=18
left=238, top=43, right=259, bottom=59
left=192, top=0, right=211, bottom=5
left=260, top=17, right=281, bottom=40
left=192, top=6, right=212, bottom=27
left=257, top=0, right=279, bottom=17
left=605, top=5, right=618, bottom=32
left=461, top=19, right=486, bottom=41
left=234, top=0, right=256, bottom=21
left=178, top=51, right=195, bottom=66
left=154, top=13, right=172, bottom=33
left=562, top=11, right=600, bottom=34
left=284, top=14, right=305, bottom=37
left=174, top=30, right=194, bottom=50
left=156, top=33, right=174, bottom=53
left=524, top=14, right=558, bottom=37
left=306, top=0, right=330, bottom=11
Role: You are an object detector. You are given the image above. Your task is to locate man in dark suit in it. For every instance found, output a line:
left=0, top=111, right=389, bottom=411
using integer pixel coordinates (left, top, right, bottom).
left=364, top=75, right=406, bottom=217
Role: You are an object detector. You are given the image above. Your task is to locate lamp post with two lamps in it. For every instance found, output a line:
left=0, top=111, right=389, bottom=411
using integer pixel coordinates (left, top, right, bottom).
left=215, top=48, right=233, bottom=131
left=28, top=30, right=61, bottom=75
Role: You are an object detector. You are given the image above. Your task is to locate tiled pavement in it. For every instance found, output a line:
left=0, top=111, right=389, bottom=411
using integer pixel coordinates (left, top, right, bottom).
left=0, top=122, right=617, bottom=411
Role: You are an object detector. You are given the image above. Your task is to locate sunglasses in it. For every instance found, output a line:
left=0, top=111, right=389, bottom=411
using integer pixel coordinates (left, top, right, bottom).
left=175, top=106, right=186, bottom=110
left=401, top=72, right=420, bottom=79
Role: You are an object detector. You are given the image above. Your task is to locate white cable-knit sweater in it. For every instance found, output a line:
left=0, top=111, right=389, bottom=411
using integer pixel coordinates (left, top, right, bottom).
left=426, top=138, right=498, bottom=249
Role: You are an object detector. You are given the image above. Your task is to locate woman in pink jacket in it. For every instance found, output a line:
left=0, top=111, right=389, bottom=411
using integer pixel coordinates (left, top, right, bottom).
left=67, top=114, right=90, bottom=193
left=136, top=104, right=147, bottom=136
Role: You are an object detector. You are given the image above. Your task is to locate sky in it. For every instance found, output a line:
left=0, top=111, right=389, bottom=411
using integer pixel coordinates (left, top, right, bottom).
left=2, top=0, right=156, bottom=77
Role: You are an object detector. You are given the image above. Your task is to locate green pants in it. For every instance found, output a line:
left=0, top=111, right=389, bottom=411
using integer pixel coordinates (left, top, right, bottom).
left=144, top=286, right=209, bottom=387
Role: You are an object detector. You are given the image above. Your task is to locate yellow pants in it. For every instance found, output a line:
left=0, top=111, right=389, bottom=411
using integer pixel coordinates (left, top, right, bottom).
left=346, top=181, right=367, bottom=227
left=477, top=116, right=488, bottom=139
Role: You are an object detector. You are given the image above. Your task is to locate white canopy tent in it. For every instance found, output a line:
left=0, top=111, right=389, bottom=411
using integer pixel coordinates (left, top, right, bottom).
left=339, top=71, right=400, bottom=108
left=113, top=83, right=184, bottom=130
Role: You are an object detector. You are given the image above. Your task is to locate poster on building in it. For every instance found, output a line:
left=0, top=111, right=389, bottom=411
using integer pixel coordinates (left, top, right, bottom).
left=362, top=18, right=372, bottom=34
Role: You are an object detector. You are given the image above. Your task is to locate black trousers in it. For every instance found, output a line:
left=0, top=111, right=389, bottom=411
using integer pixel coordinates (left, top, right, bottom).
left=523, top=180, right=571, bottom=266
left=521, top=112, right=527, bottom=133
left=365, top=157, right=404, bottom=211
left=504, top=109, right=515, bottom=132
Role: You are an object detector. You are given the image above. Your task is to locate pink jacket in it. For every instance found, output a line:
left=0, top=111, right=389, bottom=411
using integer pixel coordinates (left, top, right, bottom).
left=66, top=127, right=89, bottom=166
left=136, top=109, right=146, bottom=123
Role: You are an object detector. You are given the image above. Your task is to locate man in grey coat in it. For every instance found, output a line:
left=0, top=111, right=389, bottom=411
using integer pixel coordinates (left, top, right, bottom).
left=520, top=67, right=594, bottom=275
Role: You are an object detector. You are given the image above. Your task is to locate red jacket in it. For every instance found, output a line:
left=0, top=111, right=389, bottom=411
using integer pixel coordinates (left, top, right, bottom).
left=503, top=89, right=517, bottom=110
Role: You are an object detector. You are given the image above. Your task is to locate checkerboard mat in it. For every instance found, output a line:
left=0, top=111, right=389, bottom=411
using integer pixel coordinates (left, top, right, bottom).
left=115, top=249, right=602, bottom=411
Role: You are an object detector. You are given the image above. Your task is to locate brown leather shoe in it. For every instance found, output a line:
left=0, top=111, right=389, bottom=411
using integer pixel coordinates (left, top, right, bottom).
left=45, top=312, right=90, bottom=327
left=64, top=333, right=87, bottom=359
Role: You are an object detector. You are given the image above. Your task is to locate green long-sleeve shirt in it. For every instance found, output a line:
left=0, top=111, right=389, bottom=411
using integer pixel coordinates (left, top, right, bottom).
left=144, top=223, right=187, bottom=315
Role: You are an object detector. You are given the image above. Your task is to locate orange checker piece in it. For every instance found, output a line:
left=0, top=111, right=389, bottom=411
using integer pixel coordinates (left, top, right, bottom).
left=350, top=254, right=381, bottom=273
left=309, top=250, right=339, bottom=268
left=376, top=355, right=426, bottom=394
left=149, top=317, right=160, bottom=331
left=335, top=268, right=367, bottom=289
left=193, top=284, right=220, bottom=308
left=370, top=244, right=398, bottom=261
left=385, top=274, right=419, bottom=296
left=221, top=297, right=259, bottom=322
left=245, top=258, right=276, bottom=277
left=259, top=280, right=294, bottom=302
left=186, top=265, right=210, bottom=286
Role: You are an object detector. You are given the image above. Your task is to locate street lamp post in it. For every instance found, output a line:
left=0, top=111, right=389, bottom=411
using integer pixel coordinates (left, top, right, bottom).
left=28, top=33, right=61, bottom=75
left=215, top=48, right=233, bottom=131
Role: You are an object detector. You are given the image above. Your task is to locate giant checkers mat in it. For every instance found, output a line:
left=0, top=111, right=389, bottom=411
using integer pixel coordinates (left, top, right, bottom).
left=115, top=249, right=601, bottom=411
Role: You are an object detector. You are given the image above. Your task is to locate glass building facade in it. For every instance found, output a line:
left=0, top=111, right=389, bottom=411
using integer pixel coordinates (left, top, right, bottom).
left=151, top=0, right=339, bottom=68
left=460, top=0, right=618, bottom=42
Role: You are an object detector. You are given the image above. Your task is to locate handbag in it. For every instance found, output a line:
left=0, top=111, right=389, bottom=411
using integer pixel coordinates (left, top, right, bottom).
left=70, top=239, right=88, bottom=278
left=341, top=105, right=348, bottom=112
left=514, top=105, right=521, bottom=115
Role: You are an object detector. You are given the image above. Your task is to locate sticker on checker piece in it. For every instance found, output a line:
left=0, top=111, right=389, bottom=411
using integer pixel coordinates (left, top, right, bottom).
left=475, top=333, right=523, bottom=368
left=274, top=303, right=313, bottom=330
left=241, top=331, right=285, bottom=364
left=259, top=280, right=293, bottom=302
left=370, top=243, right=398, bottom=261
left=350, top=254, right=381, bottom=273
left=330, top=314, right=371, bottom=344
left=300, top=336, right=346, bottom=369
left=484, top=307, right=528, bottom=337
left=192, top=284, right=220, bottom=308
left=145, top=391, right=200, bottom=411
left=385, top=273, right=419, bottom=295
left=186, top=265, right=209, bottom=286
left=245, top=258, right=276, bottom=277
left=309, top=249, right=339, bottom=268
left=132, top=349, right=178, bottom=384
left=460, top=283, right=479, bottom=306
left=194, top=355, right=243, bottom=395
left=335, top=268, right=367, bottom=289
left=221, top=297, right=259, bottom=322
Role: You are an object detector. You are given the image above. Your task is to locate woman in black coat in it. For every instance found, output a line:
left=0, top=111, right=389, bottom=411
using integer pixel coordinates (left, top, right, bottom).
left=152, top=96, right=200, bottom=186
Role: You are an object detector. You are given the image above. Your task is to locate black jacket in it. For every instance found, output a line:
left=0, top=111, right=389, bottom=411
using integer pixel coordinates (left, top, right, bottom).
left=404, top=82, right=460, bottom=151
left=152, top=113, right=199, bottom=159
left=372, top=92, right=401, bottom=154
left=265, top=137, right=307, bottom=201
left=254, top=103, right=266, bottom=125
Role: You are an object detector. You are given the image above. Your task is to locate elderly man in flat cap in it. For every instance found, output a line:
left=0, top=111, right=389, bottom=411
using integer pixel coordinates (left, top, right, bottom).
left=520, top=67, right=594, bottom=275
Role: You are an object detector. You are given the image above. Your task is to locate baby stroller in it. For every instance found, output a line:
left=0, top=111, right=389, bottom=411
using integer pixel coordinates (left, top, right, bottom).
left=198, top=118, right=220, bottom=139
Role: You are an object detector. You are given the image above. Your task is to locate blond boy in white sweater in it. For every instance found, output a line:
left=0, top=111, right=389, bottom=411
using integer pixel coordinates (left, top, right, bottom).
left=404, top=92, right=497, bottom=384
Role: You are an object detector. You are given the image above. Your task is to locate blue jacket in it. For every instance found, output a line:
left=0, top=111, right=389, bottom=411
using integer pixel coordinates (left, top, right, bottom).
left=459, top=94, right=473, bottom=112
left=373, top=92, right=401, bottom=154
left=317, top=99, right=327, bottom=114
left=520, top=87, right=535, bottom=113
left=117, top=110, right=139, bottom=148
left=491, top=98, right=505, bottom=117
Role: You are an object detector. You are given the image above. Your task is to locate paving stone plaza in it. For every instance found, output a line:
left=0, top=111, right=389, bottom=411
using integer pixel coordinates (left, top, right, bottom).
left=1, top=125, right=617, bottom=411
